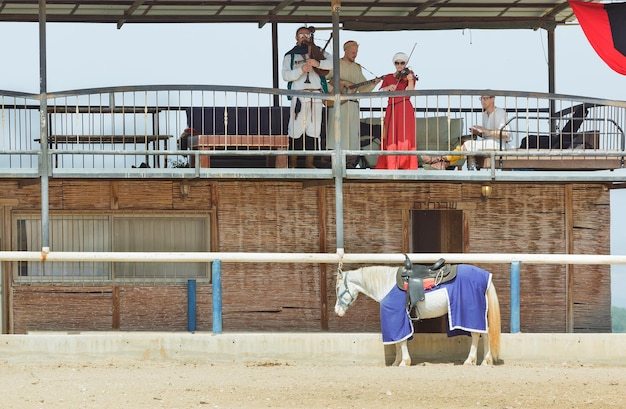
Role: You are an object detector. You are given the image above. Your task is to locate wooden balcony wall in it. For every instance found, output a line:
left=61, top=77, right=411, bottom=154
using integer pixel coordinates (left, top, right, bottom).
left=4, top=179, right=610, bottom=334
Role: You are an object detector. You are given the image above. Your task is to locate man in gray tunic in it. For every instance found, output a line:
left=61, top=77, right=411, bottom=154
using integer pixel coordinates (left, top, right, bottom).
left=326, top=41, right=381, bottom=168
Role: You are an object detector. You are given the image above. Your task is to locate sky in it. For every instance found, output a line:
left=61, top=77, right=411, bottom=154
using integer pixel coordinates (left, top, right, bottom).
left=1, top=20, right=625, bottom=307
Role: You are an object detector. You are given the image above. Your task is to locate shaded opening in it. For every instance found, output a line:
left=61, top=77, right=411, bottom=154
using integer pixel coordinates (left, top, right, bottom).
left=411, top=209, right=464, bottom=333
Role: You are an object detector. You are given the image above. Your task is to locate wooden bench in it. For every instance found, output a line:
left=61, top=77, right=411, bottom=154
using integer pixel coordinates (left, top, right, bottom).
left=185, top=106, right=292, bottom=168
left=191, top=134, right=290, bottom=168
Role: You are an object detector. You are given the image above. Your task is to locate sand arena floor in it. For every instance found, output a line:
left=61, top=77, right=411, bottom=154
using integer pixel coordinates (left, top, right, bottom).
left=2, top=358, right=625, bottom=408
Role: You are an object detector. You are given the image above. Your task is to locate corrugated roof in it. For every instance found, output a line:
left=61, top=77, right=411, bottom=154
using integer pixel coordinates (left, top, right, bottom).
left=0, top=1, right=579, bottom=30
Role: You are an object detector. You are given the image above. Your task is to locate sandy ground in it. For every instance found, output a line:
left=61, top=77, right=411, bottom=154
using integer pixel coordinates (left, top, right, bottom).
left=1, top=359, right=625, bottom=409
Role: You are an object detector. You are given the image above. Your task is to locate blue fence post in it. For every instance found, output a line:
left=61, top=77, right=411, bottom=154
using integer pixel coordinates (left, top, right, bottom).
left=212, top=259, right=222, bottom=334
left=510, top=261, right=521, bottom=333
left=187, top=279, right=196, bottom=332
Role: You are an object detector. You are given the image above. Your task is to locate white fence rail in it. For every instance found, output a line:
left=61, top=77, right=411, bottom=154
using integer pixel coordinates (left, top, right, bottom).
left=3, top=250, right=626, bottom=265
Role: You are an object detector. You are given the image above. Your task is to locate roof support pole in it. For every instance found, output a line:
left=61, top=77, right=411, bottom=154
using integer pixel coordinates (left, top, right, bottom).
left=548, top=27, right=557, bottom=134
left=38, top=0, right=50, bottom=250
left=272, top=21, right=280, bottom=106
left=325, top=0, right=343, bottom=331
left=331, top=3, right=344, bottom=252
left=548, top=27, right=556, bottom=94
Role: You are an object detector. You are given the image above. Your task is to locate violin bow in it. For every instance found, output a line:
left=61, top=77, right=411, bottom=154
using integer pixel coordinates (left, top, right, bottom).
left=304, top=28, right=332, bottom=83
left=321, top=32, right=332, bottom=52
left=405, top=42, right=417, bottom=66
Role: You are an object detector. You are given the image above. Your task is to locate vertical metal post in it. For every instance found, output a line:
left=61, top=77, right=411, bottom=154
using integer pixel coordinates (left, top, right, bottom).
left=187, top=279, right=196, bottom=332
left=271, top=22, right=280, bottom=107
left=212, top=260, right=222, bottom=334
left=39, top=0, right=50, bottom=250
left=547, top=28, right=557, bottom=134
left=331, top=5, right=344, bottom=253
left=510, top=261, right=521, bottom=333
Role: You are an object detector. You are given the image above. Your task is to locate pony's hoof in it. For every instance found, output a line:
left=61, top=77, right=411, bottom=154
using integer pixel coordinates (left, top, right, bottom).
left=463, top=359, right=477, bottom=366
left=399, top=359, right=411, bottom=367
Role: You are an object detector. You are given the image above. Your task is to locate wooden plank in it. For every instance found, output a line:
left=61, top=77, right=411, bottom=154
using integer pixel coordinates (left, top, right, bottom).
left=192, top=134, right=289, bottom=148
left=565, top=185, right=573, bottom=333
left=486, top=154, right=623, bottom=170
left=112, top=286, right=120, bottom=330
left=192, top=134, right=290, bottom=168
left=318, top=186, right=328, bottom=331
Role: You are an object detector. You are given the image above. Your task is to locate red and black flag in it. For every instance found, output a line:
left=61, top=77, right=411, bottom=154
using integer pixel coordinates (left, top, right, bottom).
left=569, top=0, right=626, bottom=75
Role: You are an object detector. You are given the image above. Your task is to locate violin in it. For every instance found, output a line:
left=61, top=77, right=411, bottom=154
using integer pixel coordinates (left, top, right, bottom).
left=394, top=68, right=418, bottom=82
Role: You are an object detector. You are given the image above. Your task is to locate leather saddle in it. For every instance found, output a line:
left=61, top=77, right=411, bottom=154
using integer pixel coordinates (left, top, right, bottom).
left=395, top=255, right=457, bottom=317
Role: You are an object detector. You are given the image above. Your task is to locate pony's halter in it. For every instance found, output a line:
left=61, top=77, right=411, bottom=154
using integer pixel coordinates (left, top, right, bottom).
left=337, top=272, right=357, bottom=307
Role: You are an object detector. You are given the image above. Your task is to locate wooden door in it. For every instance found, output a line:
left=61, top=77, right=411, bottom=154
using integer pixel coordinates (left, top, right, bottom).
left=410, top=210, right=464, bottom=333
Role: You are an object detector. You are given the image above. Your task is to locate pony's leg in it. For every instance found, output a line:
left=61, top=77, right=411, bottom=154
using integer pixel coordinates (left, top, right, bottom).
left=481, top=332, right=493, bottom=365
left=392, top=340, right=411, bottom=366
left=399, top=340, right=411, bottom=366
left=392, top=343, right=403, bottom=366
left=463, top=332, right=480, bottom=365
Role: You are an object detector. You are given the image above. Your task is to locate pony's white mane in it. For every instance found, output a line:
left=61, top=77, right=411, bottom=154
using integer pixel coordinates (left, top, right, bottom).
left=348, top=265, right=398, bottom=303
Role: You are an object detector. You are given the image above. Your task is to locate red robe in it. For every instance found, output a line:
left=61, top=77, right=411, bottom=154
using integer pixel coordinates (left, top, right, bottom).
left=375, top=74, right=418, bottom=170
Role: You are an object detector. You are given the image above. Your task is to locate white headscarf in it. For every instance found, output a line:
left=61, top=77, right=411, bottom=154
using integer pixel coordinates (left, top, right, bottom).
left=392, top=52, right=409, bottom=63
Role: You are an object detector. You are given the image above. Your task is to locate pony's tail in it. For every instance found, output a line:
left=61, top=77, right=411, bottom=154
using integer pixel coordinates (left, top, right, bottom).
left=487, top=283, right=501, bottom=363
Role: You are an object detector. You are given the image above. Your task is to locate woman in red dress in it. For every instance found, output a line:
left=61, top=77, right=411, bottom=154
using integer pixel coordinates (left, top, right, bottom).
left=375, top=52, right=418, bottom=170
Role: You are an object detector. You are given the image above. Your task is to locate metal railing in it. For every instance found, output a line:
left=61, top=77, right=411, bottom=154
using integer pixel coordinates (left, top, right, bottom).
left=1, top=85, right=625, bottom=181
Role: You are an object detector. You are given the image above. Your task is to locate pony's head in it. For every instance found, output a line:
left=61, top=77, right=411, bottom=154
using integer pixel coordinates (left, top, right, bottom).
left=334, top=268, right=360, bottom=317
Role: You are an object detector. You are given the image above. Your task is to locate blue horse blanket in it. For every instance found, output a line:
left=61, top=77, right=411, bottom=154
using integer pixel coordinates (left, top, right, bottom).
left=380, top=264, right=492, bottom=344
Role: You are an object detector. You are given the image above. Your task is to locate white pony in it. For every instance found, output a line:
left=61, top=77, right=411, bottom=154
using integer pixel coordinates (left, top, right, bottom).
left=334, top=264, right=501, bottom=366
